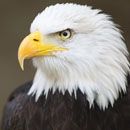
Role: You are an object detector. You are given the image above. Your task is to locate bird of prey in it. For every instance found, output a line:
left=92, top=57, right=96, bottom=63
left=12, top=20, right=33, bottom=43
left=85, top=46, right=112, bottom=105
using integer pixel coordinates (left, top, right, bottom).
left=2, top=3, right=130, bottom=130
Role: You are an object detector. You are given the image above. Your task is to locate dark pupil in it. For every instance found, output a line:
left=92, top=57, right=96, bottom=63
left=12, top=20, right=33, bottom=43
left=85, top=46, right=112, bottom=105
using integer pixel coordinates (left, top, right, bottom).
left=62, top=31, right=68, bottom=37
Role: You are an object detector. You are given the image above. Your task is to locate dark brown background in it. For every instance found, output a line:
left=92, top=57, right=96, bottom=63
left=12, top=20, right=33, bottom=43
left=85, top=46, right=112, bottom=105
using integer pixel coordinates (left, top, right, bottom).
left=0, top=0, right=130, bottom=124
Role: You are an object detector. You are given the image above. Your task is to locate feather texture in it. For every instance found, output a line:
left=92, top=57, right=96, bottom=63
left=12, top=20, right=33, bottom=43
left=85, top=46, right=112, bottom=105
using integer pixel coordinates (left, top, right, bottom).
left=2, top=75, right=130, bottom=130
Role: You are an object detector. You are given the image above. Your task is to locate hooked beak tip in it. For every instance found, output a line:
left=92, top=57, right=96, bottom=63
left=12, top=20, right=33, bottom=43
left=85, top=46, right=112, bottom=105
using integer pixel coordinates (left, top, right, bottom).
left=18, top=56, right=25, bottom=71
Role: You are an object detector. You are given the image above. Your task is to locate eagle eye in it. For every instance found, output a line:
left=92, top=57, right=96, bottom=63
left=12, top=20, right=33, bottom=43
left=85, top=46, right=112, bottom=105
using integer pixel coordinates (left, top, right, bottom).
left=58, top=29, right=72, bottom=40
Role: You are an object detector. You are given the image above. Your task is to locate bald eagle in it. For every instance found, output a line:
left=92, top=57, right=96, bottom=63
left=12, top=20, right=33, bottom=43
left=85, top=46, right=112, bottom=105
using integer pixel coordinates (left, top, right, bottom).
left=2, top=3, right=130, bottom=130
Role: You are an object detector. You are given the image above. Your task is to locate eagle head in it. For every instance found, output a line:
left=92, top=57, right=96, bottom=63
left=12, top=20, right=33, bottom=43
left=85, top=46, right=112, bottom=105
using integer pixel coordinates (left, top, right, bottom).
left=18, top=3, right=129, bottom=109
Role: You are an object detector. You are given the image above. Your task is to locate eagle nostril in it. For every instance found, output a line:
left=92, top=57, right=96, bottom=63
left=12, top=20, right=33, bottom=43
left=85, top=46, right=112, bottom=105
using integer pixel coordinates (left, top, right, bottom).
left=33, top=39, right=39, bottom=42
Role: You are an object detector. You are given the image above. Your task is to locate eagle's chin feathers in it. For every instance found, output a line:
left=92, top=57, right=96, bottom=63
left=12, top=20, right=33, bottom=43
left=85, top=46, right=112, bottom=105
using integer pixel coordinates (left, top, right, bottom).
left=28, top=3, right=129, bottom=110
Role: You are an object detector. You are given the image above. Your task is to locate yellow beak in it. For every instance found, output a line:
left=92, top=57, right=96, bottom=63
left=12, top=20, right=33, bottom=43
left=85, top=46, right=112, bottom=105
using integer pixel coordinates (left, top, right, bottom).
left=18, top=31, right=66, bottom=70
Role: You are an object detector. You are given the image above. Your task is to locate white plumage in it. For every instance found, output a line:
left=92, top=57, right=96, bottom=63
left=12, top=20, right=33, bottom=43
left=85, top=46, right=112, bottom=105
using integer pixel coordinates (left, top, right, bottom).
left=28, top=3, right=129, bottom=110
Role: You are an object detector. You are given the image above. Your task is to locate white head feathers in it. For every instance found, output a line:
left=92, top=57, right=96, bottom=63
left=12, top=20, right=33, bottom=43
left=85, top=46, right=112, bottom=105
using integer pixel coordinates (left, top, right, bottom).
left=28, top=3, right=129, bottom=110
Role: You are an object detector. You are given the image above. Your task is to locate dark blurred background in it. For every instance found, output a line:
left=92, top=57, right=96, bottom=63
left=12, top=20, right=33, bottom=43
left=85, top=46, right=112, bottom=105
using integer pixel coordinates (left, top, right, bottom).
left=0, top=0, right=130, bottom=124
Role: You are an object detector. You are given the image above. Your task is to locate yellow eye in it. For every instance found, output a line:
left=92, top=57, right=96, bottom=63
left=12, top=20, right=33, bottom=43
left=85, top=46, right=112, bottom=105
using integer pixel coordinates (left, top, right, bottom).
left=58, top=29, right=72, bottom=40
